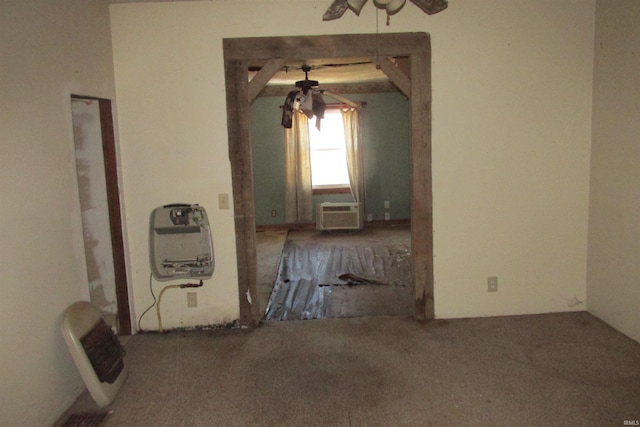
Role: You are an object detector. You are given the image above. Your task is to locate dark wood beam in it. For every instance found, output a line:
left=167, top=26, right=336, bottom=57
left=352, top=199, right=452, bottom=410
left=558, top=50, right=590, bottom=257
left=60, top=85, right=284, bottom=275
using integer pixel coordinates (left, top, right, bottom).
left=409, top=41, right=434, bottom=320
left=223, top=58, right=261, bottom=327
left=99, top=99, right=132, bottom=335
left=223, top=33, right=430, bottom=61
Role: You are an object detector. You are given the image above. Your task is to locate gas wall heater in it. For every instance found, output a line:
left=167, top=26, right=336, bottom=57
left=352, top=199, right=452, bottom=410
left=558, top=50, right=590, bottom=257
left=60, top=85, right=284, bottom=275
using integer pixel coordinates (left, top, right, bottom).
left=317, top=202, right=362, bottom=231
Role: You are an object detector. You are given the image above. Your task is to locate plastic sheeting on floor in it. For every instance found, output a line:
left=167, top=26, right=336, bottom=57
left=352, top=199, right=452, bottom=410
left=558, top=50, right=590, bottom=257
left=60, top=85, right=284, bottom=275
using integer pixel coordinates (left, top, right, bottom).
left=264, top=230, right=412, bottom=320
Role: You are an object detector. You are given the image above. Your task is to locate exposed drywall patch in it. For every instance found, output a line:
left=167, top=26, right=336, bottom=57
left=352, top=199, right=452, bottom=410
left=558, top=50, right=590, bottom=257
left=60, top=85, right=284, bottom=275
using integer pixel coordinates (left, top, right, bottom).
left=71, top=99, right=117, bottom=315
left=90, top=283, right=111, bottom=312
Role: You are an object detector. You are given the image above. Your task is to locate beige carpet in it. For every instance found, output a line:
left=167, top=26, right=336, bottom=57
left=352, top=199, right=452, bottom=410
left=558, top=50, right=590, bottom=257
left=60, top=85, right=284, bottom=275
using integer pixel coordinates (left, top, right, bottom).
left=59, top=312, right=640, bottom=426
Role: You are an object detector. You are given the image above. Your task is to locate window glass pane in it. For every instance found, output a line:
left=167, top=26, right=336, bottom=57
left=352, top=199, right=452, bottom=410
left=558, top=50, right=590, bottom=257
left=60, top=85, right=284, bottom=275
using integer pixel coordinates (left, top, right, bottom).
left=309, top=113, right=345, bottom=150
left=310, top=149, right=349, bottom=186
left=309, top=111, right=350, bottom=187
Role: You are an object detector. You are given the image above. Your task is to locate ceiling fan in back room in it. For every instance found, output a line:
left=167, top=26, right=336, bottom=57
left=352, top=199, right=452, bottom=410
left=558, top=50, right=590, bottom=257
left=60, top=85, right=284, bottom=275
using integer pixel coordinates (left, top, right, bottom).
left=281, top=65, right=359, bottom=129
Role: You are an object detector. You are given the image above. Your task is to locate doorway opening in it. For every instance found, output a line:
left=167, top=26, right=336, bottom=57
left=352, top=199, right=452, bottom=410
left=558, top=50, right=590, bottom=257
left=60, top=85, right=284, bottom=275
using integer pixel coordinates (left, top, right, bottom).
left=223, top=33, right=433, bottom=326
left=250, top=88, right=412, bottom=320
left=70, top=96, right=131, bottom=335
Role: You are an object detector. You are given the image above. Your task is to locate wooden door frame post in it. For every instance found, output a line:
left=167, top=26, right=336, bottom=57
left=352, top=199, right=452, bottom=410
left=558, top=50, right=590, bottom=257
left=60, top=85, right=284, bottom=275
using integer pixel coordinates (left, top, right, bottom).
left=223, top=33, right=433, bottom=325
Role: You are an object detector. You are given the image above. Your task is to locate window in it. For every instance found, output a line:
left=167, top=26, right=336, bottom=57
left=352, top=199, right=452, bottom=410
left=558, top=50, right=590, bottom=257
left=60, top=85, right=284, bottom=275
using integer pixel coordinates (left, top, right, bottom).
left=308, top=110, right=350, bottom=190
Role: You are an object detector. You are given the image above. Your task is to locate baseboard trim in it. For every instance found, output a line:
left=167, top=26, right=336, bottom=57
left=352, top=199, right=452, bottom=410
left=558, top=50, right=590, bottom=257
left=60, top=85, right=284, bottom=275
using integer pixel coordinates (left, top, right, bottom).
left=255, top=219, right=410, bottom=232
left=365, top=219, right=411, bottom=228
left=256, top=223, right=316, bottom=232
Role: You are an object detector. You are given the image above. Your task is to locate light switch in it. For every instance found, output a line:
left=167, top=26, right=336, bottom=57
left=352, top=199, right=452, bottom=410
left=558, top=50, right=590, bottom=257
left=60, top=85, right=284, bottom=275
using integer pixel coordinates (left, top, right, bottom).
left=218, top=193, right=230, bottom=210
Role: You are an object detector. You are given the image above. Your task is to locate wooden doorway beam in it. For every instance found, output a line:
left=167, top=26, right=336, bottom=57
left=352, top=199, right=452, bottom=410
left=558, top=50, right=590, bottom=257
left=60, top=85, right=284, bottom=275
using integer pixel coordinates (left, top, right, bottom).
left=223, top=33, right=433, bottom=325
left=409, top=44, right=434, bottom=320
left=224, top=59, right=261, bottom=326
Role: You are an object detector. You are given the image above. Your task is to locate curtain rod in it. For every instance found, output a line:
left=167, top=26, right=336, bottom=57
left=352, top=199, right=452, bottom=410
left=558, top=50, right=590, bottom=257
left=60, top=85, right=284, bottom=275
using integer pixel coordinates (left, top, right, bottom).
left=325, top=102, right=366, bottom=108
left=279, top=102, right=366, bottom=109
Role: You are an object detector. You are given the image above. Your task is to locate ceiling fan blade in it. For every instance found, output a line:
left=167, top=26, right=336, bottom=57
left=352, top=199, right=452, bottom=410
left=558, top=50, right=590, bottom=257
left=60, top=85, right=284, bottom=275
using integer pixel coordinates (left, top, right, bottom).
left=409, top=0, right=448, bottom=15
left=323, top=0, right=349, bottom=20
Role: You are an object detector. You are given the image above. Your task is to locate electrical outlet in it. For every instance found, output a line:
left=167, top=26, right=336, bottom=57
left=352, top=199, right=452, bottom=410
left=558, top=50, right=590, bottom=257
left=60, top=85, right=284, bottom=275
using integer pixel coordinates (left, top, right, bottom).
left=384, top=200, right=390, bottom=209
left=367, top=213, right=373, bottom=222
left=218, top=193, right=229, bottom=210
left=488, top=276, right=498, bottom=292
left=187, top=292, right=198, bottom=308
left=271, top=209, right=277, bottom=217
left=384, top=212, right=390, bottom=220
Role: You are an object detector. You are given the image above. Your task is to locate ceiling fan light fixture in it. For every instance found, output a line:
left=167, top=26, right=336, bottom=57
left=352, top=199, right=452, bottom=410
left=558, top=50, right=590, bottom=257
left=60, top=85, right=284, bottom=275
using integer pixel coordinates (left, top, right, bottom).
left=386, top=0, right=406, bottom=15
left=282, top=65, right=358, bottom=128
left=294, top=65, right=319, bottom=94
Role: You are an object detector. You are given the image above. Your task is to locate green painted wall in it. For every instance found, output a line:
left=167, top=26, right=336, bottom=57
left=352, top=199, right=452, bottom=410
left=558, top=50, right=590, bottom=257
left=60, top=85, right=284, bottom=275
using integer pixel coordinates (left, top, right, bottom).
left=250, top=92, right=410, bottom=225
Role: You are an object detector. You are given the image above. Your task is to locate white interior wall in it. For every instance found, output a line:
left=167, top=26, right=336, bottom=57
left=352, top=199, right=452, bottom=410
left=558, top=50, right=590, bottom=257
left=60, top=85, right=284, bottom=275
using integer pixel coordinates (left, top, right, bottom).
left=110, top=0, right=595, bottom=327
left=0, top=1, right=118, bottom=425
left=430, top=1, right=594, bottom=317
left=587, top=0, right=640, bottom=343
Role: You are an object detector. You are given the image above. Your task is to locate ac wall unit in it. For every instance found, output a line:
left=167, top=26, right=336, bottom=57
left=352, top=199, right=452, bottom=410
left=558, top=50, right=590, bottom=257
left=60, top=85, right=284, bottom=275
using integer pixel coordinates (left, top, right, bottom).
left=317, top=202, right=362, bottom=231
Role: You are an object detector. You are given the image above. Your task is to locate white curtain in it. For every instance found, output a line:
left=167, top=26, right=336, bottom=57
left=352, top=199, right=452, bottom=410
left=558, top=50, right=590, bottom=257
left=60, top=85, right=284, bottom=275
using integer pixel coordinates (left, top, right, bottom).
left=284, top=110, right=313, bottom=223
left=341, top=107, right=364, bottom=206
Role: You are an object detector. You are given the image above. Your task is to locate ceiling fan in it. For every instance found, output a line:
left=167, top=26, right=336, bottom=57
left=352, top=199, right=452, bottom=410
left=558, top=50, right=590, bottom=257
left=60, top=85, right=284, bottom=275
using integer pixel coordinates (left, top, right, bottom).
left=323, top=0, right=448, bottom=21
left=282, top=65, right=358, bottom=129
